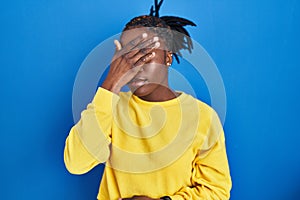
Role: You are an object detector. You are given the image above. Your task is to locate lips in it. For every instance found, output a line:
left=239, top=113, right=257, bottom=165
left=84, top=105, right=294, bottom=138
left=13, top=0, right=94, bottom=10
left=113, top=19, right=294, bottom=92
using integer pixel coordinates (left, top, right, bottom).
left=129, top=77, right=148, bottom=87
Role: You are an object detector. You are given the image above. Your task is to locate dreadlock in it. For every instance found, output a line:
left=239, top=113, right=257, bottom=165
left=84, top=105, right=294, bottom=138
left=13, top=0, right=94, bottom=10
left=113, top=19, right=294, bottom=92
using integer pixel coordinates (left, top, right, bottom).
left=123, top=0, right=196, bottom=64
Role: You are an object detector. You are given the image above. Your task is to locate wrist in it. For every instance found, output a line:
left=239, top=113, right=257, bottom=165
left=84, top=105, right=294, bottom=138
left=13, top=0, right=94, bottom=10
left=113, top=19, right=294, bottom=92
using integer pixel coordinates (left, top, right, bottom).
left=102, top=80, right=121, bottom=94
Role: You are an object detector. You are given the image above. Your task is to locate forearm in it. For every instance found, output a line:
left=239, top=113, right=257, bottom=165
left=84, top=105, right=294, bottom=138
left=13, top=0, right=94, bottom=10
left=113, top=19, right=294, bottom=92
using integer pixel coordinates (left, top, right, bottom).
left=64, top=126, right=104, bottom=174
left=64, top=87, right=119, bottom=174
left=170, top=134, right=232, bottom=200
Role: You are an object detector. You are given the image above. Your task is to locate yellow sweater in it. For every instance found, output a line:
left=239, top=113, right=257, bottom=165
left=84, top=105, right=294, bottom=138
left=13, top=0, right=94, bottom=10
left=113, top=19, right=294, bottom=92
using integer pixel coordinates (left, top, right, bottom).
left=64, top=87, right=232, bottom=200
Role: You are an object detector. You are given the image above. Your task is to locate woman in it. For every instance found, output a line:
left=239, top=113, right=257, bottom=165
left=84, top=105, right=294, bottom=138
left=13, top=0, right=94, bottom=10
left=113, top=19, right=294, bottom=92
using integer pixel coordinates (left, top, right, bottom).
left=64, top=1, right=232, bottom=199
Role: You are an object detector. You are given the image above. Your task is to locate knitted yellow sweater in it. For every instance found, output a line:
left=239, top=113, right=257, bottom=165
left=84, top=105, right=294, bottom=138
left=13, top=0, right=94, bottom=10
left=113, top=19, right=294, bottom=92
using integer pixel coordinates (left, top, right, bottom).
left=64, top=87, right=232, bottom=200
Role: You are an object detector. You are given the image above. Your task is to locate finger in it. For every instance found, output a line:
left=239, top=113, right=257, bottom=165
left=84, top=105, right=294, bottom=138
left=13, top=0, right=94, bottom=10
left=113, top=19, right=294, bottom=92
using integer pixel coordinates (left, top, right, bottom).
left=125, top=38, right=160, bottom=60
left=112, top=39, right=123, bottom=61
left=121, top=32, right=148, bottom=54
left=125, top=36, right=160, bottom=59
left=134, top=51, right=156, bottom=67
left=132, top=36, right=159, bottom=52
left=128, top=40, right=159, bottom=64
left=114, top=39, right=122, bottom=51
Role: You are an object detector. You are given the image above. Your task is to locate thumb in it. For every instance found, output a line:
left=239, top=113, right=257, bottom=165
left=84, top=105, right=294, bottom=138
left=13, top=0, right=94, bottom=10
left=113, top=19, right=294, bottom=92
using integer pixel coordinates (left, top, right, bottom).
left=114, top=39, right=122, bottom=51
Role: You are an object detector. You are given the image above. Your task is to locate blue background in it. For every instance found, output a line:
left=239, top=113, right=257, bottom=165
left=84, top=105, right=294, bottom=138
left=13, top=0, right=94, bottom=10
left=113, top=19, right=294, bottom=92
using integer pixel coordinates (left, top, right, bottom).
left=1, top=0, right=299, bottom=199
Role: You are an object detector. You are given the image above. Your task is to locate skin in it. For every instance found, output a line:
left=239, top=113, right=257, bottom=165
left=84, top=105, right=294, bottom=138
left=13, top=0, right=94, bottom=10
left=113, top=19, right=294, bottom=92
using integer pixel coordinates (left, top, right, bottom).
left=102, top=28, right=175, bottom=199
left=102, top=27, right=178, bottom=102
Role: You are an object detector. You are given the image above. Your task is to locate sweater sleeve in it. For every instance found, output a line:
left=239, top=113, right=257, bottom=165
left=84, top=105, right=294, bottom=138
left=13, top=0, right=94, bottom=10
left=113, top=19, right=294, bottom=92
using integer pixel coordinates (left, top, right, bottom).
left=169, top=110, right=232, bottom=200
left=64, top=87, right=119, bottom=175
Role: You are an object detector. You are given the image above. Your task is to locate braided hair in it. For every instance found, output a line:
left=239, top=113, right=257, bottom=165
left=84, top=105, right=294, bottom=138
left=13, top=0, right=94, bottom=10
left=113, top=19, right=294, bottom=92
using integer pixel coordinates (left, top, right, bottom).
left=123, top=0, right=196, bottom=63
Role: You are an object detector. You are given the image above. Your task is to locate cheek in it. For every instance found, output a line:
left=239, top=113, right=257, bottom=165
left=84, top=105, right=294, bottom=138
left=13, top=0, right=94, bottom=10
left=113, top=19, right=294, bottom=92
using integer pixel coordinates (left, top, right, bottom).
left=144, top=64, right=168, bottom=82
left=152, top=49, right=166, bottom=64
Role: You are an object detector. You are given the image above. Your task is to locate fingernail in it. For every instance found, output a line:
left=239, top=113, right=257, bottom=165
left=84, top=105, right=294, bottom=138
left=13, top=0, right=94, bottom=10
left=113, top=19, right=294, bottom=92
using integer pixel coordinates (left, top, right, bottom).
left=114, top=40, right=122, bottom=50
left=151, top=52, right=155, bottom=57
left=153, top=36, right=159, bottom=42
left=142, top=33, right=148, bottom=38
left=154, top=42, right=160, bottom=48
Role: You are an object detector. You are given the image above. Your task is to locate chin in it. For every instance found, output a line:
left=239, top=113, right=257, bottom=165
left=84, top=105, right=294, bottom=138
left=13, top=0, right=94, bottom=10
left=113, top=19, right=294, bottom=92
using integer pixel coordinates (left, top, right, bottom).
left=130, top=84, right=157, bottom=98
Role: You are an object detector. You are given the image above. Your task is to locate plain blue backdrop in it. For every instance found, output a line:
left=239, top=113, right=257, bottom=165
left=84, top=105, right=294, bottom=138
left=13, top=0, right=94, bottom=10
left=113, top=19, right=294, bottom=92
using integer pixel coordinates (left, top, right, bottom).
left=1, top=0, right=299, bottom=199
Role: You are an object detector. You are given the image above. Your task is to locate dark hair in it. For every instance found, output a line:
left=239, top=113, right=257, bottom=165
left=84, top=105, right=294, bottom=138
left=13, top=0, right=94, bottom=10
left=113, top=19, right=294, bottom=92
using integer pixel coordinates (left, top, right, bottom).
left=123, top=0, right=196, bottom=63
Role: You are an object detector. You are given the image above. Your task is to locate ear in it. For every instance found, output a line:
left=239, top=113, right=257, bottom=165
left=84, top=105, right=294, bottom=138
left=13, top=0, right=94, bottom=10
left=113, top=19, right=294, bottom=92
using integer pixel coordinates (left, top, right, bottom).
left=166, top=51, right=173, bottom=66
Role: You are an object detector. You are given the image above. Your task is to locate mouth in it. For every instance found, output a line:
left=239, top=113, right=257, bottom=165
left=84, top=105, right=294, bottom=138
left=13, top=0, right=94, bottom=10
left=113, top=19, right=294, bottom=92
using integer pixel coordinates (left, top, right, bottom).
left=128, top=77, right=148, bottom=88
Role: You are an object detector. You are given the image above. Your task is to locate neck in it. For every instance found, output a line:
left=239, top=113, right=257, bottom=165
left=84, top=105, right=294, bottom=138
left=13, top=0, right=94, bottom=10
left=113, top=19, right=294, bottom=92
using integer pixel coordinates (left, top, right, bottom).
left=138, top=84, right=179, bottom=102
